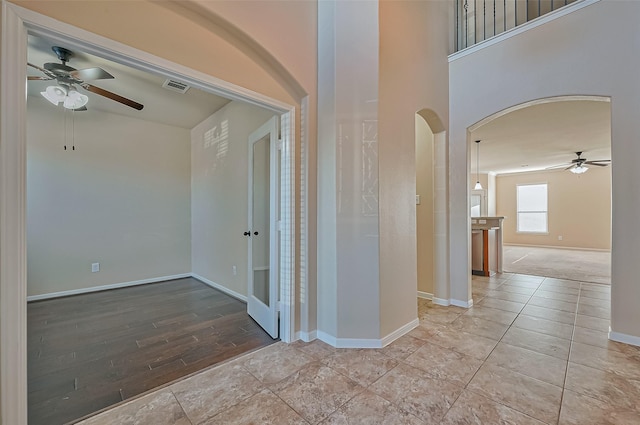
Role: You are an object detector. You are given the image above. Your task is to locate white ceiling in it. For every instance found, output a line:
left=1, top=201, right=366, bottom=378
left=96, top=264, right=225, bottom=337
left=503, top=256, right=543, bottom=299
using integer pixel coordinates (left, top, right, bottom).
left=470, top=99, right=611, bottom=175
left=26, top=34, right=231, bottom=130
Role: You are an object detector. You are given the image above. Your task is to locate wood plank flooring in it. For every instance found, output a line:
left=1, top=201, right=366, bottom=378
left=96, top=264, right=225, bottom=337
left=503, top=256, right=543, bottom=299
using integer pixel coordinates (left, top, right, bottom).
left=27, top=278, right=276, bottom=425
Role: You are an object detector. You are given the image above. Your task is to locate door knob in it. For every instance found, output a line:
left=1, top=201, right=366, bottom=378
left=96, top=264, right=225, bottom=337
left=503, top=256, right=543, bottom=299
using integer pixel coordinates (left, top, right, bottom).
left=243, top=231, right=250, bottom=236
left=253, top=231, right=259, bottom=236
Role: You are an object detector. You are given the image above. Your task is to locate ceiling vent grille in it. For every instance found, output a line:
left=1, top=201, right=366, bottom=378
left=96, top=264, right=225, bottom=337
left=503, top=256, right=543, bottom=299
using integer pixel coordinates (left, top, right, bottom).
left=162, top=79, right=190, bottom=94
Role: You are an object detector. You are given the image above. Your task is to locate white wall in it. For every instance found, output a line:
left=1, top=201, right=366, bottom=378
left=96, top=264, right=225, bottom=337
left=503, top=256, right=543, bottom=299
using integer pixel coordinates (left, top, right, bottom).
left=449, top=0, right=640, bottom=341
left=191, top=100, right=275, bottom=297
left=27, top=98, right=191, bottom=296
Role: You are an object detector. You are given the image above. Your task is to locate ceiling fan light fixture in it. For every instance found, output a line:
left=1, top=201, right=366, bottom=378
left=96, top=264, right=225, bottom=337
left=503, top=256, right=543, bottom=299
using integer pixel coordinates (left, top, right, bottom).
left=474, top=181, right=483, bottom=190
left=474, top=140, right=483, bottom=190
left=570, top=165, right=589, bottom=174
left=63, top=89, right=89, bottom=110
left=40, top=85, right=67, bottom=105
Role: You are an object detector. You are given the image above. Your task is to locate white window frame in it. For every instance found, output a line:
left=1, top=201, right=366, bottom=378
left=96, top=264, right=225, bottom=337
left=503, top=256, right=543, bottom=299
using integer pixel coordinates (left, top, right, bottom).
left=516, top=183, right=549, bottom=234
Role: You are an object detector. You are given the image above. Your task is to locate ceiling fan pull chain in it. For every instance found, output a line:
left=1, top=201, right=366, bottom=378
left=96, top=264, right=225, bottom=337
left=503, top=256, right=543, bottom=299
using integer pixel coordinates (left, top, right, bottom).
left=72, top=108, right=75, bottom=151
left=63, top=106, right=67, bottom=150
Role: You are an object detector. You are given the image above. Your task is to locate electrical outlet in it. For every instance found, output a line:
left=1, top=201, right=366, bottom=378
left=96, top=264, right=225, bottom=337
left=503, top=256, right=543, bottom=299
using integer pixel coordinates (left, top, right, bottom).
left=415, top=195, right=421, bottom=205
left=232, top=265, right=237, bottom=275
left=558, top=235, right=563, bottom=241
left=91, top=262, right=100, bottom=273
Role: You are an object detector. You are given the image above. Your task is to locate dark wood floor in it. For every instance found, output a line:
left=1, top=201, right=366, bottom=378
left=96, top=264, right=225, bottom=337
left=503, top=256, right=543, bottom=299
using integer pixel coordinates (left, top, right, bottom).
left=27, top=278, right=276, bottom=425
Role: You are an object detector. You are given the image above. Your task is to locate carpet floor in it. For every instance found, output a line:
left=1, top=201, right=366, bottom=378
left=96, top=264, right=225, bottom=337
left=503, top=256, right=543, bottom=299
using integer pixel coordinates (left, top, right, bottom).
left=502, top=245, right=611, bottom=284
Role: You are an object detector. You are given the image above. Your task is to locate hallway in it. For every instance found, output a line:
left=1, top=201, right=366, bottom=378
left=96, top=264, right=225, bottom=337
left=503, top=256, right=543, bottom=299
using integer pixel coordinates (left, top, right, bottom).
left=75, top=273, right=639, bottom=424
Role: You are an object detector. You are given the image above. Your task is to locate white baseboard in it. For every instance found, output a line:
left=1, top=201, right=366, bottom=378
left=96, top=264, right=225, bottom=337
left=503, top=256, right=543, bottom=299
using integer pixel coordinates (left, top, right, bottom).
left=503, top=243, right=610, bottom=253
left=295, top=330, right=317, bottom=342
left=191, top=273, right=248, bottom=303
left=451, top=298, right=474, bottom=308
left=609, top=329, right=640, bottom=347
left=316, top=318, right=419, bottom=349
left=26, top=273, right=192, bottom=302
left=417, top=291, right=433, bottom=300
left=317, top=330, right=383, bottom=349
left=432, top=297, right=450, bottom=306
left=381, top=318, right=419, bottom=347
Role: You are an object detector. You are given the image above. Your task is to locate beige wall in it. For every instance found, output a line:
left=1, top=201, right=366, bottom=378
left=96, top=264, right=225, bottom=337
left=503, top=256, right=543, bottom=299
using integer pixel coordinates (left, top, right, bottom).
left=191, top=101, right=275, bottom=297
left=27, top=98, right=191, bottom=296
left=416, top=116, right=435, bottom=295
left=378, top=0, right=451, bottom=335
left=449, top=0, right=640, bottom=339
left=496, top=168, right=611, bottom=250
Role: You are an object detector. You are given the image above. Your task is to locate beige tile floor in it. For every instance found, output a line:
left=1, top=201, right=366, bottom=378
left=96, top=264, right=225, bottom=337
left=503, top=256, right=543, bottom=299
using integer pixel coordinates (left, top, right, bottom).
left=76, top=273, right=640, bottom=425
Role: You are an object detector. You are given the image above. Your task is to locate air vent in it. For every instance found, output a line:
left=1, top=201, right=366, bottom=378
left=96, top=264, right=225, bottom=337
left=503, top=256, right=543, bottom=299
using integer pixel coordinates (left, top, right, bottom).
left=162, top=79, right=190, bottom=94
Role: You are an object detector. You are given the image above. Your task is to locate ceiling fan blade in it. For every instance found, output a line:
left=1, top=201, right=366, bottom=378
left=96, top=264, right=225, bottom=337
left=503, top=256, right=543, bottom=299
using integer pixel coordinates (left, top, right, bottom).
left=81, top=83, right=144, bottom=111
left=71, top=67, right=114, bottom=81
left=27, top=76, right=53, bottom=81
left=585, top=161, right=610, bottom=167
left=564, top=164, right=577, bottom=171
left=27, top=62, right=57, bottom=79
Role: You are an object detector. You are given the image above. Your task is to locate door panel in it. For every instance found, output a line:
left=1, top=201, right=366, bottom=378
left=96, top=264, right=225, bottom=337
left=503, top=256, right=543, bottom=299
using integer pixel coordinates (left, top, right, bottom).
left=247, top=116, right=279, bottom=338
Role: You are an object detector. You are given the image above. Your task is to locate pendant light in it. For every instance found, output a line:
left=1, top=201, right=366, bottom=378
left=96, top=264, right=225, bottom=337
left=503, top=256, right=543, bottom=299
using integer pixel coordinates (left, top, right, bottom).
left=474, top=140, right=483, bottom=190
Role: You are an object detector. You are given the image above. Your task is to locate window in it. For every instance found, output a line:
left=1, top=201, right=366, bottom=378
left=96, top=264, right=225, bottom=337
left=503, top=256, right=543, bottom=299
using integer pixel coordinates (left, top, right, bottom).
left=517, top=183, right=548, bottom=233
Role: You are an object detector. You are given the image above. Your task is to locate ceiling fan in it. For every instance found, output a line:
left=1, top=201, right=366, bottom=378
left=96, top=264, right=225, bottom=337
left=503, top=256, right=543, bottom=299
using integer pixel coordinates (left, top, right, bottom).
left=546, top=151, right=611, bottom=174
left=27, top=46, right=144, bottom=111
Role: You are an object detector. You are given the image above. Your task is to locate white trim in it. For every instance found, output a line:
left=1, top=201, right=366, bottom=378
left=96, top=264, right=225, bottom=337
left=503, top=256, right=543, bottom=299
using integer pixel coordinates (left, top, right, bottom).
left=295, top=330, right=317, bottom=343
left=1, top=3, right=28, bottom=424
left=451, top=298, right=474, bottom=308
left=417, top=291, right=433, bottom=300
left=380, top=319, right=419, bottom=347
left=317, top=331, right=383, bottom=349
left=449, top=0, right=601, bottom=62
left=26, top=274, right=191, bottom=302
left=608, top=330, right=640, bottom=348
left=503, top=243, right=611, bottom=253
left=298, top=95, right=311, bottom=342
left=433, top=297, right=450, bottom=306
left=192, top=274, right=248, bottom=303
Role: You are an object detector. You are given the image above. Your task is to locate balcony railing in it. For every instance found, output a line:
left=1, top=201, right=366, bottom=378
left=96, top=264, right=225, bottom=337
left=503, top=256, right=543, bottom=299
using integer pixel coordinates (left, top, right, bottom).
left=454, top=0, right=578, bottom=51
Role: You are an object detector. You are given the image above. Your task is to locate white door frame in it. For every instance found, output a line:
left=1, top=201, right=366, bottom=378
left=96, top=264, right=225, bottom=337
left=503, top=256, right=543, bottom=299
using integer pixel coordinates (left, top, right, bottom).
left=0, top=3, right=297, bottom=424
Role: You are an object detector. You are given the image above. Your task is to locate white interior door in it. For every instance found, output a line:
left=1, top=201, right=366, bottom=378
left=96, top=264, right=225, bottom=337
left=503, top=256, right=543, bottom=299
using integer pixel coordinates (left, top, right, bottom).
left=247, top=116, right=279, bottom=338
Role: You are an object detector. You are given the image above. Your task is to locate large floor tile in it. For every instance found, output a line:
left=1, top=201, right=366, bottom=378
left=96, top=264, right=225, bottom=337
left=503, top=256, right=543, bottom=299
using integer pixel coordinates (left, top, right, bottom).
left=577, top=295, right=610, bottom=308
left=448, top=314, right=510, bottom=341
left=171, top=362, right=263, bottom=424
left=476, top=297, right=525, bottom=313
left=407, top=321, right=447, bottom=341
left=369, top=363, right=462, bottom=423
left=577, top=302, right=610, bottom=320
left=572, top=326, right=640, bottom=354
left=240, top=342, right=315, bottom=384
left=521, top=304, right=576, bottom=325
left=463, top=306, right=518, bottom=326
left=322, top=349, right=398, bottom=386
left=574, top=314, right=609, bottom=332
left=418, top=302, right=465, bottom=324
left=580, top=289, right=610, bottom=300
left=501, top=326, right=571, bottom=360
left=533, top=289, right=579, bottom=303
left=291, top=339, right=337, bottom=360
left=380, top=334, right=425, bottom=361
left=512, top=314, right=574, bottom=340
left=467, top=363, right=562, bottom=424
left=321, top=390, right=423, bottom=425
left=428, top=328, right=498, bottom=360
left=485, top=289, right=531, bottom=304
left=202, top=389, right=307, bottom=425
left=270, top=362, right=364, bottom=424
left=527, top=296, right=577, bottom=313
left=440, top=390, right=546, bottom=425
left=559, top=389, right=640, bottom=425
left=497, top=285, right=537, bottom=296
left=403, top=341, right=483, bottom=386
left=538, top=283, right=580, bottom=295
left=76, top=390, right=191, bottom=425
left=486, top=342, right=567, bottom=387
left=565, top=362, right=640, bottom=413
left=570, top=342, right=640, bottom=380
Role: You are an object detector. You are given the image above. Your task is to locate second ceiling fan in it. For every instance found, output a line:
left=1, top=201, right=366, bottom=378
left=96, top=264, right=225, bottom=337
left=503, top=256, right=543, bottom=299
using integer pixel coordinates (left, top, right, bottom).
left=546, top=151, right=611, bottom=174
